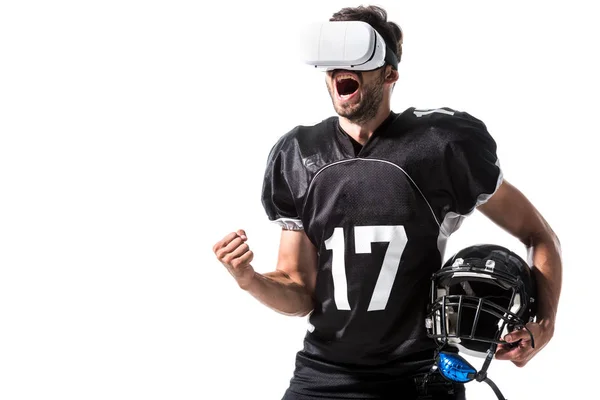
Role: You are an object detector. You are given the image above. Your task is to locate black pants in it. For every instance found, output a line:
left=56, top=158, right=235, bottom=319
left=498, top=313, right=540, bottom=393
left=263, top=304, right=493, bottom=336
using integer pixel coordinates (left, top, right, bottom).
left=282, top=374, right=466, bottom=400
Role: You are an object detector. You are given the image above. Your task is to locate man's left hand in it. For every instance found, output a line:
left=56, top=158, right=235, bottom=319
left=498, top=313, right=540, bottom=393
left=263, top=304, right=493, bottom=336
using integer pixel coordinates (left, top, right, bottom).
left=494, top=320, right=554, bottom=367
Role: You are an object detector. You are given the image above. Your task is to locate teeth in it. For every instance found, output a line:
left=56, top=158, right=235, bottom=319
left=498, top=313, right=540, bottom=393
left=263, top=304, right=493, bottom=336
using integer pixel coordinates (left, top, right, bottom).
left=335, top=74, right=358, bottom=83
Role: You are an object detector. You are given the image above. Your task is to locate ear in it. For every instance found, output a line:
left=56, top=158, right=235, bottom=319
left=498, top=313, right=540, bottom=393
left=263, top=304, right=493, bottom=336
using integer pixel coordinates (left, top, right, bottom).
left=384, top=66, right=399, bottom=84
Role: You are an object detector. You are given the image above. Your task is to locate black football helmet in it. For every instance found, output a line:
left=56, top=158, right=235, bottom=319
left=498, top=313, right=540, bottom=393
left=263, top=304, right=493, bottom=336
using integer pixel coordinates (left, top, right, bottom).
left=424, top=244, right=538, bottom=400
left=426, top=244, right=537, bottom=357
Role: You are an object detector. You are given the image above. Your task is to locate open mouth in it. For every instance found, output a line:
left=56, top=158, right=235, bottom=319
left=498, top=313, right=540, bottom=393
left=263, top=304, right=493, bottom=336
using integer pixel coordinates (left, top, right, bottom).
left=335, top=74, right=360, bottom=99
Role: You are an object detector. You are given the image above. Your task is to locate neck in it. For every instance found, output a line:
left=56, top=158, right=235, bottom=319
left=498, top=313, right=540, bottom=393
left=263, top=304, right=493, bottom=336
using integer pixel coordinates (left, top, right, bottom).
left=338, top=102, right=392, bottom=145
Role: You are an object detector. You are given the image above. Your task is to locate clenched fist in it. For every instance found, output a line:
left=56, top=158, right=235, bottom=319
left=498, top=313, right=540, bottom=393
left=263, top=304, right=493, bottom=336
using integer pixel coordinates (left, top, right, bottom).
left=213, top=229, right=256, bottom=289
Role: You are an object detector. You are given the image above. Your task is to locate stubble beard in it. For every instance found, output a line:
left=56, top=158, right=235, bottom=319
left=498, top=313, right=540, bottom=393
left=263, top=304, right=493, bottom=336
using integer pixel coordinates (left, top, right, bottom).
left=328, top=73, right=385, bottom=125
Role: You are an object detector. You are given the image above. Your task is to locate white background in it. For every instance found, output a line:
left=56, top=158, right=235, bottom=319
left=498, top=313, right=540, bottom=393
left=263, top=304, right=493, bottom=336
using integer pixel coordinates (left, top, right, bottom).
left=0, top=0, right=598, bottom=399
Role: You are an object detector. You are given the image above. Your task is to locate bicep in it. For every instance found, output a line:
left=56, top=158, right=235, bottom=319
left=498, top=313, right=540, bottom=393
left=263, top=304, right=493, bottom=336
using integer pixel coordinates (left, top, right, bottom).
left=276, top=229, right=318, bottom=293
left=477, top=180, right=550, bottom=244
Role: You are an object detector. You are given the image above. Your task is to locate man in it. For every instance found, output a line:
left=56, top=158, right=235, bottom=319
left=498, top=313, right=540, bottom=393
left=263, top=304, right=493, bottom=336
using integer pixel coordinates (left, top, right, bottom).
left=213, top=5, right=561, bottom=400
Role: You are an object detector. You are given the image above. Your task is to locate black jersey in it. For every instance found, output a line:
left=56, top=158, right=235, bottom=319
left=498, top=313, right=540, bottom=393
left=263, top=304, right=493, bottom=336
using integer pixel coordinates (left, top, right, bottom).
left=261, top=107, right=502, bottom=398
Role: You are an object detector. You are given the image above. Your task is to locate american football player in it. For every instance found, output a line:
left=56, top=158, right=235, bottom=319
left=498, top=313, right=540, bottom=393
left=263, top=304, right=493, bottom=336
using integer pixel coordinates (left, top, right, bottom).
left=213, top=5, right=561, bottom=399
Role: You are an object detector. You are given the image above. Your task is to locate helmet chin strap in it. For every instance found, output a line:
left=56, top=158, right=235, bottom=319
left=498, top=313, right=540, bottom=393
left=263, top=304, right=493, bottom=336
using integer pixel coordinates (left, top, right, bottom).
left=475, top=322, right=535, bottom=400
left=480, top=375, right=507, bottom=400
left=475, top=344, right=507, bottom=400
left=475, top=344, right=496, bottom=381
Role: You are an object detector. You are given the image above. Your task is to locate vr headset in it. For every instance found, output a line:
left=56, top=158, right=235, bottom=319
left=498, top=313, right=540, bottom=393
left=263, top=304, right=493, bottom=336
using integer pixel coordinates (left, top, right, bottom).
left=300, top=21, right=399, bottom=71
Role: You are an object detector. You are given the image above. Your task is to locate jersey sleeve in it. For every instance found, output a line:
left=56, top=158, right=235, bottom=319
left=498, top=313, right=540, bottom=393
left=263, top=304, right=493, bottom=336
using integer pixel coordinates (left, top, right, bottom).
left=443, top=111, right=503, bottom=216
left=261, top=133, right=304, bottom=230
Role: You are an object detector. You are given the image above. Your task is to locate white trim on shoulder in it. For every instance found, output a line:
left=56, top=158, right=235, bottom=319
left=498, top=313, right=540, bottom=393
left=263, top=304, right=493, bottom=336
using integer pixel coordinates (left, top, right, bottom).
left=437, top=159, right=503, bottom=238
left=273, top=217, right=304, bottom=230
left=474, top=158, right=504, bottom=209
left=413, top=108, right=455, bottom=117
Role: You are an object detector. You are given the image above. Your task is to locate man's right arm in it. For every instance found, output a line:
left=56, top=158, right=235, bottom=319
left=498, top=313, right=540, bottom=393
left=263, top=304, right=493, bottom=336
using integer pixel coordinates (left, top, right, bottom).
left=213, top=228, right=317, bottom=317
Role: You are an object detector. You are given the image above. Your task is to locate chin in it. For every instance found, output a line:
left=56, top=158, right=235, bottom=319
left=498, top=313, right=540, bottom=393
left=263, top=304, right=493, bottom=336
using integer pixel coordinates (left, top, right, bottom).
left=336, top=105, right=361, bottom=119
left=334, top=99, right=361, bottom=114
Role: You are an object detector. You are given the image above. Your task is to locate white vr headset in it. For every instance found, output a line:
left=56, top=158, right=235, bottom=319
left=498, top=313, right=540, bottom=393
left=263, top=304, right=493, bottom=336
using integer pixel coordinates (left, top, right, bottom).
left=300, top=21, right=399, bottom=71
